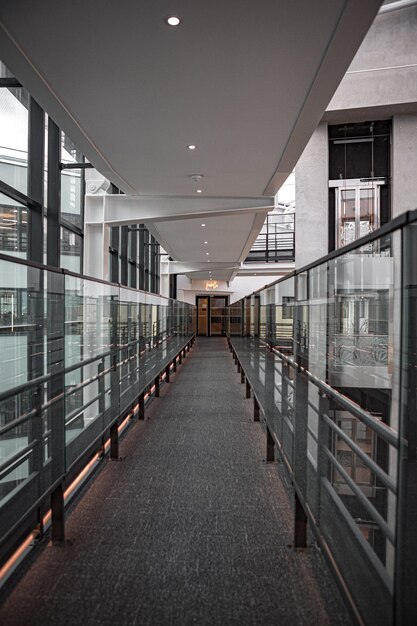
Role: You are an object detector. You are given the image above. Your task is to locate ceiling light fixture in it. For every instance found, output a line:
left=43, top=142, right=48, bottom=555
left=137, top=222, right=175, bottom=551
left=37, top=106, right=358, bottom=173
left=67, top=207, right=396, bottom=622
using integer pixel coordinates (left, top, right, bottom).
left=165, top=15, right=181, bottom=26
left=201, top=223, right=206, bottom=227
left=187, top=144, right=196, bottom=150
left=197, top=189, right=202, bottom=193
left=206, top=252, right=209, bottom=255
left=204, top=241, right=208, bottom=244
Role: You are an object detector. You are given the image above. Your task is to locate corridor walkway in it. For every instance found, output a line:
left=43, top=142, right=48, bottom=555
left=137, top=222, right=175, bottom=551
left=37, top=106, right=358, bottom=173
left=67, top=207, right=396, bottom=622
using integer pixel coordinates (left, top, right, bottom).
left=0, top=338, right=352, bottom=626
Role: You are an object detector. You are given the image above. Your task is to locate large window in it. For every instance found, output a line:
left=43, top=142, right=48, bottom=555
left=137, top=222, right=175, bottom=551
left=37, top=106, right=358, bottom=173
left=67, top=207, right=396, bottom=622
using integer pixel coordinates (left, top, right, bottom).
left=0, top=61, right=85, bottom=271
left=110, top=223, right=160, bottom=294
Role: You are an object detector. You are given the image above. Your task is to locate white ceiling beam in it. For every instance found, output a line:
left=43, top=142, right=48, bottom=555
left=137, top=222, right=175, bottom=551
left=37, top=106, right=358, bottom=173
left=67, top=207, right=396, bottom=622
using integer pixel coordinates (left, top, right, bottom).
left=85, top=194, right=273, bottom=226
left=168, top=262, right=240, bottom=274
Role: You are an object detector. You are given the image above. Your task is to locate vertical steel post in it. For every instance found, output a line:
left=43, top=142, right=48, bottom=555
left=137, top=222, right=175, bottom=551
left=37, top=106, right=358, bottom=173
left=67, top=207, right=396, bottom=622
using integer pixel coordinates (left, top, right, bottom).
left=246, top=379, right=251, bottom=399
left=51, top=483, right=65, bottom=543
left=154, top=374, right=160, bottom=398
left=394, top=225, right=417, bottom=624
left=47, top=119, right=61, bottom=268
left=317, top=391, right=330, bottom=517
left=28, top=98, right=44, bottom=264
left=240, top=369, right=245, bottom=384
left=98, top=361, right=105, bottom=415
left=165, top=364, right=170, bottom=382
left=110, top=422, right=119, bottom=460
left=254, top=397, right=260, bottom=422
left=266, top=426, right=275, bottom=462
left=138, top=392, right=145, bottom=420
left=294, top=492, right=307, bottom=548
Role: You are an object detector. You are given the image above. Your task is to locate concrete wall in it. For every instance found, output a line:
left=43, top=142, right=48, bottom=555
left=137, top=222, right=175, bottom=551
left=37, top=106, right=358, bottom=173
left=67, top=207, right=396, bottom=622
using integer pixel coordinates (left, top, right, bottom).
left=328, top=6, right=417, bottom=114
left=294, top=5, right=417, bottom=269
left=392, top=113, right=417, bottom=216
left=176, top=274, right=281, bottom=305
left=295, top=123, right=328, bottom=269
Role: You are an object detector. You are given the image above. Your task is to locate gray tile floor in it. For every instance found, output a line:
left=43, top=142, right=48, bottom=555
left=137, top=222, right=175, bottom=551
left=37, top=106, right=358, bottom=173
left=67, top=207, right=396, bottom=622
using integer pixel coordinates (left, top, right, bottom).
left=0, top=338, right=353, bottom=626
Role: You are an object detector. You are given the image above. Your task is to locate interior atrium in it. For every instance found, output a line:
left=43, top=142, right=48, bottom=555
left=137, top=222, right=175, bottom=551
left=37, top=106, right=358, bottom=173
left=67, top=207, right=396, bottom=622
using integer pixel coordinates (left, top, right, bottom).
left=0, top=2, right=416, bottom=625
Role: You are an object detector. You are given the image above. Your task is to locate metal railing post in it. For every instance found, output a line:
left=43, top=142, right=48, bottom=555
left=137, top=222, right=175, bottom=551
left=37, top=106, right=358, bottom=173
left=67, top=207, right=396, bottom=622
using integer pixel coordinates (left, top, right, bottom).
left=51, top=483, right=65, bottom=543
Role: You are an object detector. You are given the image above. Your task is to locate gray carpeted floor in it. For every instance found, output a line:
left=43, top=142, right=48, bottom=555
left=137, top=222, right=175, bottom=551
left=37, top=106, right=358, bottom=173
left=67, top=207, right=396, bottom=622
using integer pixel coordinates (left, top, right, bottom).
left=0, top=337, right=353, bottom=626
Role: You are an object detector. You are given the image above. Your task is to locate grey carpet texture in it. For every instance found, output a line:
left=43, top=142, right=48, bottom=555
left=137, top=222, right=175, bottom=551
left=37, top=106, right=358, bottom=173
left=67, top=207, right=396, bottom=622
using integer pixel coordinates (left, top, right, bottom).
left=0, top=338, right=353, bottom=626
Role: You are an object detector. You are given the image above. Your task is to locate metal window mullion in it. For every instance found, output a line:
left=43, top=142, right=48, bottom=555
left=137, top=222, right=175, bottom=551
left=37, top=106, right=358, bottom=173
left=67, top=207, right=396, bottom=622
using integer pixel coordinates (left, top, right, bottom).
left=46, top=119, right=61, bottom=267
left=120, top=225, right=128, bottom=286
left=28, top=98, right=44, bottom=263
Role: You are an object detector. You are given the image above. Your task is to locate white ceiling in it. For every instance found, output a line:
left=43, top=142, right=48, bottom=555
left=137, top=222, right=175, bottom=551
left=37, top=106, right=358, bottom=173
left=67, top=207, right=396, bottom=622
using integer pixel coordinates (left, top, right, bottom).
left=0, top=0, right=381, bottom=281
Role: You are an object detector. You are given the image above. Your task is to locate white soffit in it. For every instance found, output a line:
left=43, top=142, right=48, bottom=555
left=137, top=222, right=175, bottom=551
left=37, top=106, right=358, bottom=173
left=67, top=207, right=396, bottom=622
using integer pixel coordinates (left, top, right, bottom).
left=0, top=0, right=381, bottom=197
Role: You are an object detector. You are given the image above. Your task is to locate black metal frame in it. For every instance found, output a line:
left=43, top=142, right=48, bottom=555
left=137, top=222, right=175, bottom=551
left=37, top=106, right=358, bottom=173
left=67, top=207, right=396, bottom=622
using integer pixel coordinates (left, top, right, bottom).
left=0, top=78, right=86, bottom=271
left=110, top=224, right=161, bottom=293
left=245, top=213, right=295, bottom=263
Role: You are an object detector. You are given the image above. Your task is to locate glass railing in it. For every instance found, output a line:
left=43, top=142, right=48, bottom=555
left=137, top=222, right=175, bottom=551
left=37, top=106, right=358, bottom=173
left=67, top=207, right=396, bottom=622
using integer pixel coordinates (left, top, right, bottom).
left=226, top=210, right=417, bottom=626
left=0, top=254, right=195, bottom=564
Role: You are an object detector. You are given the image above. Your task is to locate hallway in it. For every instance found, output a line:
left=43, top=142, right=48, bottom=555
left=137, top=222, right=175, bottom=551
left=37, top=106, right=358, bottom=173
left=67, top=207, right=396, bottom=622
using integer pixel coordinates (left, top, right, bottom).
left=0, top=338, right=352, bottom=626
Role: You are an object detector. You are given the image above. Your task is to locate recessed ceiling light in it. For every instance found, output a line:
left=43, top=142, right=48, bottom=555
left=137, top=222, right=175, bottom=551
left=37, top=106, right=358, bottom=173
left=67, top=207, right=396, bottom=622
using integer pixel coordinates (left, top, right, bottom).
left=197, top=189, right=202, bottom=193
left=207, top=260, right=210, bottom=262
left=187, top=145, right=196, bottom=150
left=206, top=252, right=209, bottom=255
left=165, top=15, right=181, bottom=26
left=204, top=241, right=208, bottom=244
left=201, top=223, right=206, bottom=227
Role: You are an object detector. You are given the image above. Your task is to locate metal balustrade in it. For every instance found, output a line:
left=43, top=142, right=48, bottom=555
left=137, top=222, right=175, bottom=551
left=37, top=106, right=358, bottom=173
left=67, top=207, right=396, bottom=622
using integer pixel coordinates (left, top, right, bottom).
left=227, top=209, right=417, bottom=626
left=0, top=253, right=195, bottom=571
left=244, top=213, right=295, bottom=262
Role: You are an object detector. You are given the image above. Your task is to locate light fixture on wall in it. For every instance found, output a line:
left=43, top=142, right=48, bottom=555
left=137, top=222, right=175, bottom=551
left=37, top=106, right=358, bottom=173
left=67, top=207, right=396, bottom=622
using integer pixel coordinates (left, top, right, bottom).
left=205, top=280, right=219, bottom=290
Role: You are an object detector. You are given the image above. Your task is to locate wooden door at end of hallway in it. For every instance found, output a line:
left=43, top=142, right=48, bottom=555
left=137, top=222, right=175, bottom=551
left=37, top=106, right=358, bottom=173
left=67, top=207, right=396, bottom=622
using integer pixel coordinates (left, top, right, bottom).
left=197, top=297, right=209, bottom=335
left=196, top=295, right=228, bottom=336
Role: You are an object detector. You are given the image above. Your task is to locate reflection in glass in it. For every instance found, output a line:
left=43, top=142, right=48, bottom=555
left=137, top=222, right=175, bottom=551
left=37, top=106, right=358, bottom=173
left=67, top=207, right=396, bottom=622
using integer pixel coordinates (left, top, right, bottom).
left=0, top=87, right=29, bottom=194
left=0, top=193, right=27, bottom=259
left=60, top=227, right=82, bottom=273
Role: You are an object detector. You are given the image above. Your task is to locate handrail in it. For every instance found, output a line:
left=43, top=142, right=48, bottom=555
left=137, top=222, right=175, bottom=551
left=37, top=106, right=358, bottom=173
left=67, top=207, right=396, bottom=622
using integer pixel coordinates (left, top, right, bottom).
left=270, top=345, right=398, bottom=448
left=245, top=208, right=417, bottom=296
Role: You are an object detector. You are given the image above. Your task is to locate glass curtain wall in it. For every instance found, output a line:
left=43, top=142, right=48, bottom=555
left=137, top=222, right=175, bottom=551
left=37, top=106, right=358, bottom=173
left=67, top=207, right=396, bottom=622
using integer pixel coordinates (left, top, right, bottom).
left=0, top=61, right=86, bottom=270
left=110, top=223, right=160, bottom=294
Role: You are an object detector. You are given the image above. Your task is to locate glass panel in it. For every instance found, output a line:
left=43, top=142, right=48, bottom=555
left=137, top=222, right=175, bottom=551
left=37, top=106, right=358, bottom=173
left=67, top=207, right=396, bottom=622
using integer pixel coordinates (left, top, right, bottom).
left=61, top=132, right=83, bottom=229
left=0, top=87, right=29, bottom=194
left=210, top=297, right=226, bottom=336
left=359, top=187, right=376, bottom=239
left=0, top=193, right=27, bottom=259
left=197, top=297, right=208, bottom=335
left=339, top=188, right=356, bottom=247
left=60, top=227, right=82, bottom=273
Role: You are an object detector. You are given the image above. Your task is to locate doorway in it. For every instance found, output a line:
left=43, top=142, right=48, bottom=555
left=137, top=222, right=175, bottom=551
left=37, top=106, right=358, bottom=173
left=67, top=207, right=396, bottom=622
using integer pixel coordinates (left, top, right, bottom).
left=196, top=295, right=228, bottom=336
left=329, top=178, right=385, bottom=250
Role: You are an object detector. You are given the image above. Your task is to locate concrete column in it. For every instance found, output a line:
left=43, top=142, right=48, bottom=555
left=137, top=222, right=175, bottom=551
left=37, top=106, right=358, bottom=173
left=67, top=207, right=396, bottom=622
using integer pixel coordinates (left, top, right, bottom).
left=295, top=122, right=328, bottom=269
left=392, top=113, right=417, bottom=217
left=84, top=194, right=111, bottom=281
left=159, top=255, right=170, bottom=298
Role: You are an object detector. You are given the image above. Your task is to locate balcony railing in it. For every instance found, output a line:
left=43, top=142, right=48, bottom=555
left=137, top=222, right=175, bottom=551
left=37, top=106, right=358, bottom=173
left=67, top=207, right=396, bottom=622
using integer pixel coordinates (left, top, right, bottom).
left=245, top=213, right=295, bottom=263
left=0, top=253, right=195, bottom=574
left=226, top=208, right=417, bottom=626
